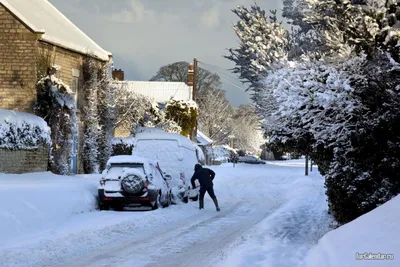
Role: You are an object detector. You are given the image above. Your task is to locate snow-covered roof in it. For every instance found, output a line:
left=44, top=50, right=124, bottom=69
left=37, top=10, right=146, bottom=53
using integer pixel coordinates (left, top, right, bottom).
left=134, top=129, right=195, bottom=151
left=114, top=81, right=192, bottom=103
left=196, top=130, right=213, bottom=146
left=0, top=0, right=112, bottom=61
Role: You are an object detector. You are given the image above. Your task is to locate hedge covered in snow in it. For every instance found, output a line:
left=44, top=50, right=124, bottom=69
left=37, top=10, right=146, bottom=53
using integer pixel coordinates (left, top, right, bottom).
left=111, top=136, right=135, bottom=156
left=0, top=109, right=51, bottom=150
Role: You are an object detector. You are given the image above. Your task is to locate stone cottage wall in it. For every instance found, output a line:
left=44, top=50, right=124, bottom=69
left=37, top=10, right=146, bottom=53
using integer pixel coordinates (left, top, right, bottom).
left=0, top=4, right=37, bottom=112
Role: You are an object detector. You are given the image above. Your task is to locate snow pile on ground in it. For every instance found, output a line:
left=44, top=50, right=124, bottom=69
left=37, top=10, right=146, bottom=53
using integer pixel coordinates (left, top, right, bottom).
left=0, top=109, right=51, bottom=149
left=305, top=194, right=400, bottom=267
left=0, top=172, right=99, bottom=249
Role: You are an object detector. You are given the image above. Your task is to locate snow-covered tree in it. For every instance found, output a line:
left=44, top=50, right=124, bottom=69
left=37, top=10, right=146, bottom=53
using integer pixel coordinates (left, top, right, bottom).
left=114, top=83, right=153, bottom=136
left=150, top=61, right=222, bottom=99
left=230, top=105, right=265, bottom=154
left=35, top=66, right=77, bottom=175
left=97, top=61, right=116, bottom=170
left=197, top=88, right=235, bottom=144
left=82, top=57, right=101, bottom=174
left=225, top=4, right=289, bottom=98
left=165, top=99, right=197, bottom=137
left=226, top=0, right=400, bottom=225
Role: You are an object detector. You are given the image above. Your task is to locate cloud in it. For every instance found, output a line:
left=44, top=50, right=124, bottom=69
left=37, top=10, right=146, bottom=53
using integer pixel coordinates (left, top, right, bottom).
left=110, top=0, right=156, bottom=24
left=200, top=5, right=220, bottom=29
left=49, top=0, right=281, bottom=106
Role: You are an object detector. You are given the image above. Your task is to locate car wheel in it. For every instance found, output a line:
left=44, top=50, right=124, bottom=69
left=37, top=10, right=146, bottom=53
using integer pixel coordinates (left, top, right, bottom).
left=171, top=193, right=178, bottom=205
left=99, top=202, right=109, bottom=211
left=190, top=195, right=199, bottom=202
left=162, top=191, right=171, bottom=208
left=152, top=192, right=161, bottom=210
left=182, top=196, right=189, bottom=203
left=114, top=204, right=124, bottom=211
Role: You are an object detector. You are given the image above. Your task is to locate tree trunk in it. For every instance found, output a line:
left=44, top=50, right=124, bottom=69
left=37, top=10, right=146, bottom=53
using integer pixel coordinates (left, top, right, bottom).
left=305, top=154, right=309, bottom=176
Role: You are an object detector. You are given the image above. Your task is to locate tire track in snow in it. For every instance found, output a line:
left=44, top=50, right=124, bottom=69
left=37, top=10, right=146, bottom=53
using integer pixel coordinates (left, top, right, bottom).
left=57, top=202, right=283, bottom=267
left=55, top=204, right=242, bottom=267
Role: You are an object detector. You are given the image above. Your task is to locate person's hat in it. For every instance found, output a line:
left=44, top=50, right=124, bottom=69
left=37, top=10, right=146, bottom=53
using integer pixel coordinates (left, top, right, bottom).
left=194, top=163, right=202, bottom=171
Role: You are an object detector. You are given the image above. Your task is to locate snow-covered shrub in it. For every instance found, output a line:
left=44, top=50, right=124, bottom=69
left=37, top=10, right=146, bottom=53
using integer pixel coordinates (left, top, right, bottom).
left=165, top=98, right=198, bottom=137
left=35, top=67, right=77, bottom=175
left=0, top=109, right=51, bottom=150
left=324, top=52, right=400, bottom=224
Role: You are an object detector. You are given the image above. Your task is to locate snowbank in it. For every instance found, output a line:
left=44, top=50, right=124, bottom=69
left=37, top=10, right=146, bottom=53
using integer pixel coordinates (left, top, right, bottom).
left=0, top=109, right=51, bottom=149
left=0, top=172, right=99, bottom=248
left=305, top=194, right=400, bottom=267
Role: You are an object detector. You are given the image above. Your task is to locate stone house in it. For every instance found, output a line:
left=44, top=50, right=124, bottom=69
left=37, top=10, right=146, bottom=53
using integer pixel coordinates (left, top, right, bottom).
left=0, top=0, right=112, bottom=173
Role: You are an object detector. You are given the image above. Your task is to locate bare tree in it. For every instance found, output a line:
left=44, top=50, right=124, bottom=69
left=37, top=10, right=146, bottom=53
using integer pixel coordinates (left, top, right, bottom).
left=197, top=88, right=235, bottom=144
left=150, top=61, right=222, bottom=98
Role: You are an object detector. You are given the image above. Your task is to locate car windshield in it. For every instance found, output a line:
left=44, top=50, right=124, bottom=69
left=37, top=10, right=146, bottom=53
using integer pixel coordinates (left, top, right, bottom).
left=105, top=163, right=145, bottom=179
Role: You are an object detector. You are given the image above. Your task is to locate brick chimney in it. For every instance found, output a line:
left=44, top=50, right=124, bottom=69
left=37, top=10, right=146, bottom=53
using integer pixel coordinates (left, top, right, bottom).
left=187, top=64, right=194, bottom=87
left=112, top=69, right=124, bottom=81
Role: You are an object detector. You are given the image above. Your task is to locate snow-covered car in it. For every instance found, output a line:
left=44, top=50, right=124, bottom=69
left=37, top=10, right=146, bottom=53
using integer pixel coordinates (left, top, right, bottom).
left=132, top=128, right=200, bottom=203
left=238, top=155, right=266, bottom=164
left=98, top=155, right=172, bottom=211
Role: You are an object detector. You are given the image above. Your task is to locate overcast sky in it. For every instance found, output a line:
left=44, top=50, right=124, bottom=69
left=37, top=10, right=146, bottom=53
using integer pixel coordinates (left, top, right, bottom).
left=49, top=0, right=283, bottom=106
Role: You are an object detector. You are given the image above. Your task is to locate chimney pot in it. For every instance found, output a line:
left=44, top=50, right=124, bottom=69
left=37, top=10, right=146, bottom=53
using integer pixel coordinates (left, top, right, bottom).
left=187, top=64, right=194, bottom=87
left=112, top=69, right=125, bottom=81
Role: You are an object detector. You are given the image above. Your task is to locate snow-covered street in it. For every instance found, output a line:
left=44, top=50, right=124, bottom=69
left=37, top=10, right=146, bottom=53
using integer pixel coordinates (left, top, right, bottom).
left=0, top=159, right=332, bottom=267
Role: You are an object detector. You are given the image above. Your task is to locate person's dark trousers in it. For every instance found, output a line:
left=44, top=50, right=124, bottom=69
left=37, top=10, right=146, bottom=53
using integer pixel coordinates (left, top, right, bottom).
left=199, top=186, right=220, bottom=211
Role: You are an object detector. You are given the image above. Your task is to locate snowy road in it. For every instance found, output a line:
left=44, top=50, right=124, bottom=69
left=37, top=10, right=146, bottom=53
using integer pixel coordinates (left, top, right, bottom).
left=0, top=160, right=331, bottom=267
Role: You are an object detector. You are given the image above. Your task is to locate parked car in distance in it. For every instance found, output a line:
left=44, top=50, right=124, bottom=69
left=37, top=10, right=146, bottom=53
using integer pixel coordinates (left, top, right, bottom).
left=238, top=155, right=266, bottom=164
left=132, top=127, right=200, bottom=203
left=98, top=155, right=172, bottom=211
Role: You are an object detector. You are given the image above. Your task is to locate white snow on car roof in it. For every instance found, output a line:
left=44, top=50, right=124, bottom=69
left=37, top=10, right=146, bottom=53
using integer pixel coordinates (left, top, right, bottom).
left=0, top=0, right=112, bottom=61
left=135, top=130, right=195, bottom=151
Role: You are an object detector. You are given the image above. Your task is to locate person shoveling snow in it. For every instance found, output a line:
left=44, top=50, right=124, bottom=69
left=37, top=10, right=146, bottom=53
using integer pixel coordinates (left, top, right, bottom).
left=191, top=164, right=220, bottom=211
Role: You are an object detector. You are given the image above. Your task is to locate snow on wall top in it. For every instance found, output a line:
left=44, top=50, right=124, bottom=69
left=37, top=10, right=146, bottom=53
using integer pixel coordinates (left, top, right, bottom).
left=196, top=130, right=213, bottom=146
left=0, top=0, right=112, bottom=61
left=113, top=81, right=192, bottom=103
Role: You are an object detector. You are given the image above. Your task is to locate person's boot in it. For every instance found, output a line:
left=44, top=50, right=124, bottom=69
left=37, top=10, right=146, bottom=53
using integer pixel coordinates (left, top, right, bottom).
left=212, top=198, right=220, bottom=211
left=199, top=198, right=204, bottom=210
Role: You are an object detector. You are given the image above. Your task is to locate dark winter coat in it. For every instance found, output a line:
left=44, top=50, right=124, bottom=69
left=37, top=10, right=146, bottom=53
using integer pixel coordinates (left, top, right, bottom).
left=191, top=166, right=215, bottom=189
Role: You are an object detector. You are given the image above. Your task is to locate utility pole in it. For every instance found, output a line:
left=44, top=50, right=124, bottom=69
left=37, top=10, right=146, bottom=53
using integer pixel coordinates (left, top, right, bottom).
left=190, top=58, right=198, bottom=141
left=193, top=57, right=198, bottom=101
